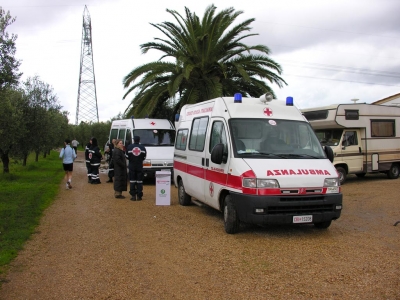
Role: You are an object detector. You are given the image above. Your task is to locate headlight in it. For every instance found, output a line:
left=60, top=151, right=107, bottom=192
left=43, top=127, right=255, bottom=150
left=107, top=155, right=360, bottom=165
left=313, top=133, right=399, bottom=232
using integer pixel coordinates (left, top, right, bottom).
left=324, top=178, right=340, bottom=193
left=324, top=178, right=339, bottom=186
left=243, top=178, right=280, bottom=188
left=143, top=160, right=151, bottom=167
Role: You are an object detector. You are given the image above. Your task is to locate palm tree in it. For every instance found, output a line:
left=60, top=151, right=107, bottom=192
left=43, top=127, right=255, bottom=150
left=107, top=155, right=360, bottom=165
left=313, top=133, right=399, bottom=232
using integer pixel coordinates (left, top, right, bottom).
left=123, top=4, right=286, bottom=119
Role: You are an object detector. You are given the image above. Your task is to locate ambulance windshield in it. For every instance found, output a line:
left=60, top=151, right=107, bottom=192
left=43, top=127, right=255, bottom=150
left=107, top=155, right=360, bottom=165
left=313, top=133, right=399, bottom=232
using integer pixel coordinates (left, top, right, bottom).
left=230, top=119, right=326, bottom=158
left=133, top=129, right=176, bottom=146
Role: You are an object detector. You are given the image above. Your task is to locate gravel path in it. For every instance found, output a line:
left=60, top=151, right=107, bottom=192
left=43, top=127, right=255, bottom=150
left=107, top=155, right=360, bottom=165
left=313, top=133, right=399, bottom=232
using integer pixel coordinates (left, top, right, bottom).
left=1, top=157, right=399, bottom=299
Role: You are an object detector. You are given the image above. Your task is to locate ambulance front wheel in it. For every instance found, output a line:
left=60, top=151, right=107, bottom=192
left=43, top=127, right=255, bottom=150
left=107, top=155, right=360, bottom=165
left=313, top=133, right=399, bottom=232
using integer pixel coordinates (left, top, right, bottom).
left=314, top=220, right=332, bottom=229
left=223, top=195, right=240, bottom=234
left=178, top=179, right=191, bottom=206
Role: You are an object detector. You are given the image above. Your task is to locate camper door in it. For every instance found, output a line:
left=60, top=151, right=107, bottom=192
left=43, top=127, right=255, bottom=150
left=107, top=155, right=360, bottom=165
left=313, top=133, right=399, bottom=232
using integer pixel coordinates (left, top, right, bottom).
left=340, top=130, right=363, bottom=173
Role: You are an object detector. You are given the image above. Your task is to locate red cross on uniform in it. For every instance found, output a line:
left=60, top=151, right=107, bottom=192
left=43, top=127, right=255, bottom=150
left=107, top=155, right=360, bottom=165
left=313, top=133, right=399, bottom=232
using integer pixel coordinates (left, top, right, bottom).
left=132, top=147, right=141, bottom=156
left=263, top=107, right=273, bottom=116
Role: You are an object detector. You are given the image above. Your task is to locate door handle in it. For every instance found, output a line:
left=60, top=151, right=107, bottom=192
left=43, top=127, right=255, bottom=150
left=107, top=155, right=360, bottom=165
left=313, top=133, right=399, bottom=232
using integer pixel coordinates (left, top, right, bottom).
left=205, top=158, right=209, bottom=167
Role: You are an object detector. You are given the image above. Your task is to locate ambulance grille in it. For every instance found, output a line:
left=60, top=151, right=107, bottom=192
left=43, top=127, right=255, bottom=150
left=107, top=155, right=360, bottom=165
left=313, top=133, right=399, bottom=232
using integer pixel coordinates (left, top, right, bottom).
left=267, top=204, right=334, bottom=215
left=152, top=163, right=173, bottom=167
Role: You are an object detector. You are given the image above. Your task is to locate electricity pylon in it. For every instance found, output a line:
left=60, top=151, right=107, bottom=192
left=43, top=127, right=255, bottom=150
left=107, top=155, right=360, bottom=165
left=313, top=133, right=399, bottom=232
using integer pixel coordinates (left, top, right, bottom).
left=75, top=5, right=99, bottom=125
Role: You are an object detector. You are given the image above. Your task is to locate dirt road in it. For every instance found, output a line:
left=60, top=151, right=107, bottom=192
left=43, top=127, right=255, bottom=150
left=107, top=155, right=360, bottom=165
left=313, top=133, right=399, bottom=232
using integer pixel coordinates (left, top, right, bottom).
left=1, top=157, right=399, bottom=299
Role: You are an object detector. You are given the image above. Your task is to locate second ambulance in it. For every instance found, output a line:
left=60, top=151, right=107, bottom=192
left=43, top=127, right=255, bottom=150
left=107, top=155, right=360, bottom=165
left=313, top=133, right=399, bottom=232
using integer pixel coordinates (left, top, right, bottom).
left=173, top=93, right=342, bottom=234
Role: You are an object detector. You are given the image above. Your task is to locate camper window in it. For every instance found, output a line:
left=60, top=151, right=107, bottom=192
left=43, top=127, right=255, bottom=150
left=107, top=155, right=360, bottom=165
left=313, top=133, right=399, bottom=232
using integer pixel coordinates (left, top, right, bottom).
left=371, top=120, right=395, bottom=137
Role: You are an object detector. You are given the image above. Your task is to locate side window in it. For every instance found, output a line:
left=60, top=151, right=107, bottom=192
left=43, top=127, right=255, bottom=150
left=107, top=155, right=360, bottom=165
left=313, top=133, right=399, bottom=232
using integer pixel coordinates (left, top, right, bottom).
left=110, top=129, right=118, bottom=141
left=118, top=129, right=126, bottom=145
left=343, top=131, right=358, bottom=146
left=189, top=117, right=209, bottom=151
left=209, top=121, right=227, bottom=153
left=175, top=129, right=188, bottom=150
left=126, top=129, right=132, bottom=146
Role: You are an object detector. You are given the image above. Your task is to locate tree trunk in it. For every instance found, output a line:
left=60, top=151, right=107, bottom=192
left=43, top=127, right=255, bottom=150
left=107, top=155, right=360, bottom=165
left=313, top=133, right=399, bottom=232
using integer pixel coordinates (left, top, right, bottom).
left=35, top=151, right=39, bottom=162
left=23, top=154, right=28, bottom=166
left=1, top=152, right=10, bottom=173
left=43, top=150, right=47, bottom=158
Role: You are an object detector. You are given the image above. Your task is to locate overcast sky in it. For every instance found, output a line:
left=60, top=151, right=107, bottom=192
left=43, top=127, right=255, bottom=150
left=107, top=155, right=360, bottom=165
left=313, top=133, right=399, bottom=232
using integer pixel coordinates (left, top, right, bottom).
left=3, top=0, right=400, bottom=123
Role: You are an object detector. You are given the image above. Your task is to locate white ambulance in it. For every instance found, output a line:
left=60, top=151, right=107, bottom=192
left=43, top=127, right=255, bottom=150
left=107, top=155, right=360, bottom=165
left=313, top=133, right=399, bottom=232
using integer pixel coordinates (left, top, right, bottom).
left=173, top=93, right=342, bottom=234
left=108, top=118, right=175, bottom=178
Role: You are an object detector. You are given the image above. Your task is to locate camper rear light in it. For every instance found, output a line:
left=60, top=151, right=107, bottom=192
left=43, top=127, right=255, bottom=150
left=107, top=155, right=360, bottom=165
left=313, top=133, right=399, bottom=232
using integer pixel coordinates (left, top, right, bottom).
left=243, top=178, right=279, bottom=188
left=143, top=160, right=151, bottom=167
left=324, top=178, right=340, bottom=193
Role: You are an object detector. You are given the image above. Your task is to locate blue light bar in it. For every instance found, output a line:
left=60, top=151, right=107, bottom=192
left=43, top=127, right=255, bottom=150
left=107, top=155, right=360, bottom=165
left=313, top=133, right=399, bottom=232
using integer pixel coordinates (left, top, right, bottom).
left=286, top=96, right=293, bottom=106
left=130, top=115, right=134, bottom=119
left=234, top=93, right=242, bottom=103
left=175, top=114, right=180, bottom=121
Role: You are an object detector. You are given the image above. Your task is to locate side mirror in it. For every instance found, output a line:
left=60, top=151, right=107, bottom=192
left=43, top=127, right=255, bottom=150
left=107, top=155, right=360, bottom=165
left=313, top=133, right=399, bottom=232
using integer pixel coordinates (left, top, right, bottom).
left=211, top=144, right=224, bottom=164
left=324, top=145, right=334, bottom=163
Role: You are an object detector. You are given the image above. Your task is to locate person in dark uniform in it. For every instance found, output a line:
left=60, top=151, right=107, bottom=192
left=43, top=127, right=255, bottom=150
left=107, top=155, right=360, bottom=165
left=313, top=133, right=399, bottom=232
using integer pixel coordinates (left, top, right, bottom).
left=84, top=138, right=92, bottom=183
left=89, top=137, right=102, bottom=184
left=126, top=136, right=147, bottom=201
left=106, top=139, right=116, bottom=183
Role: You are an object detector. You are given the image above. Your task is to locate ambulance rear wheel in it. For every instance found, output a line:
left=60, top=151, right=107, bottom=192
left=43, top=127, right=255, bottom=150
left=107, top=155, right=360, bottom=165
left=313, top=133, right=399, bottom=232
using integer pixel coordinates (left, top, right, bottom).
left=178, top=179, right=191, bottom=206
left=223, top=195, right=240, bottom=234
left=336, top=167, right=346, bottom=185
left=387, top=163, right=400, bottom=179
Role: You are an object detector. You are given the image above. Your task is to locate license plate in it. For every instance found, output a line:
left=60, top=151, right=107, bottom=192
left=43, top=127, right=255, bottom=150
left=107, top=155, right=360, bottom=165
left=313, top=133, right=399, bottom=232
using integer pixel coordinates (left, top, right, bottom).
left=293, top=215, right=313, bottom=223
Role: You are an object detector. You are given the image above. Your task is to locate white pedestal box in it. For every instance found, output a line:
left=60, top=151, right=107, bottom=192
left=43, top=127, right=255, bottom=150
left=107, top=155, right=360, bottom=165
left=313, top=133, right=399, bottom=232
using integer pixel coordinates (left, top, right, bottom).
left=155, top=171, right=171, bottom=205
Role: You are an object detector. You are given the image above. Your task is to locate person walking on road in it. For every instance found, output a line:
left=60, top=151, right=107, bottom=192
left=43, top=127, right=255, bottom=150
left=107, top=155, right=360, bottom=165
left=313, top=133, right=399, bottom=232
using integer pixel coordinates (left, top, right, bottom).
left=126, top=136, right=147, bottom=201
left=71, top=138, right=79, bottom=155
left=113, top=139, right=127, bottom=199
left=59, top=138, right=77, bottom=190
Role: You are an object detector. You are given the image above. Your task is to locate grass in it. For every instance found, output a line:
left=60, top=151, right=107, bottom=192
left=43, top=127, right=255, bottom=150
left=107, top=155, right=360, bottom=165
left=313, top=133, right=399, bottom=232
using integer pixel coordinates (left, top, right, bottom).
left=0, top=150, right=64, bottom=278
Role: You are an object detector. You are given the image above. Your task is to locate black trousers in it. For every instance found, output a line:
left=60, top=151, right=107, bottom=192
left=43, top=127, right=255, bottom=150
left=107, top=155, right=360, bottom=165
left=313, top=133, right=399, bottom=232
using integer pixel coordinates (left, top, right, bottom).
left=129, top=169, right=143, bottom=198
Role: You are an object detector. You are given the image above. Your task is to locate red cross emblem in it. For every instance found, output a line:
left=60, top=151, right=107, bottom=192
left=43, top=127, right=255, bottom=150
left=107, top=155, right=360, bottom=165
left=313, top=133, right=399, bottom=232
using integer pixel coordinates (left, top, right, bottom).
left=132, top=147, right=141, bottom=156
left=263, top=107, right=273, bottom=116
left=150, top=122, right=156, bottom=126
left=209, top=182, right=214, bottom=197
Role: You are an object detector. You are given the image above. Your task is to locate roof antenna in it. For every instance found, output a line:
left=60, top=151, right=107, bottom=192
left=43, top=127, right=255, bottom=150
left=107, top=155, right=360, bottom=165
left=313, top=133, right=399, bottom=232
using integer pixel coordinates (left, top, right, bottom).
left=351, top=98, right=359, bottom=104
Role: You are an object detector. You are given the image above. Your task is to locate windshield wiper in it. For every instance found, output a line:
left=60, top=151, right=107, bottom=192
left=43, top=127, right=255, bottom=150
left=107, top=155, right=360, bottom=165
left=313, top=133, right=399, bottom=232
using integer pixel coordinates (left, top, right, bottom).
left=275, top=153, right=321, bottom=159
left=250, top=152, right=288, bottom=159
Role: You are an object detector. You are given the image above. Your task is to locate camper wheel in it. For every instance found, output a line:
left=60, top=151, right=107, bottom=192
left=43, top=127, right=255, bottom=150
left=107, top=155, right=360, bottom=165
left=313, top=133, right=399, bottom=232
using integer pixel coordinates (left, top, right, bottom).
left=178, top=179, right=191, bottom=206
left=314, top=220, right=332, bottom=229
left=387, top=163, right=400, bottom=179
left=223, top=195, right=240, bottom=234
left=336, top=166, right=347, bottom=185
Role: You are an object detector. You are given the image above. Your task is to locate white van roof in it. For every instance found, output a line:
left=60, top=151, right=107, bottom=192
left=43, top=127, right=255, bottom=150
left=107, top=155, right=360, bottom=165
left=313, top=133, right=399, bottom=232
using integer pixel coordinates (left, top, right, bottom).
left=112, top=118, right=175, bottom=130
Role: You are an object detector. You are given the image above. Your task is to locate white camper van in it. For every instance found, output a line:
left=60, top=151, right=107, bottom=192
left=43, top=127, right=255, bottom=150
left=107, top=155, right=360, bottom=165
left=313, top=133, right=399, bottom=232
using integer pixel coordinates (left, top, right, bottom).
left=302, top=103, right=400, bottom=184
left=108, top=118, right=176, bottom=178
left=173, top=93, right=342, bottom=234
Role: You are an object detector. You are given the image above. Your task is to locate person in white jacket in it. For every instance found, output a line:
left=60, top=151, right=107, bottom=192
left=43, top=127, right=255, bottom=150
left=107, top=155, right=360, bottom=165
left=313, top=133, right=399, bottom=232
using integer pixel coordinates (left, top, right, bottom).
left=59, top=139, right=77, bottom=189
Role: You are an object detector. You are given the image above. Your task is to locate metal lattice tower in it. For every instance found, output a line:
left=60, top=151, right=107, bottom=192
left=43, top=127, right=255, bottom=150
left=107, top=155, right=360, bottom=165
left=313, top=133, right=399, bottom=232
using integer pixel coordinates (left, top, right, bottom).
left=75, top=5, right=99, bottom=125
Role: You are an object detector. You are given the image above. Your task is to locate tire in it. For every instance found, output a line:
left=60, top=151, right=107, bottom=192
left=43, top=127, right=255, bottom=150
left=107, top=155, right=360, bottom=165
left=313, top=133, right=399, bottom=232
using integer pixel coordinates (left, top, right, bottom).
left=336, top=166, right=346, bottom=185
left=356, top=173, right=366, bottom=178
left=387, top=163, right=400, bottom=179
left=223, top=195, right=240, bottom=234
left=314, top=220, right=332, bottom=229
left=178, top=179, right=191, bottom=206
